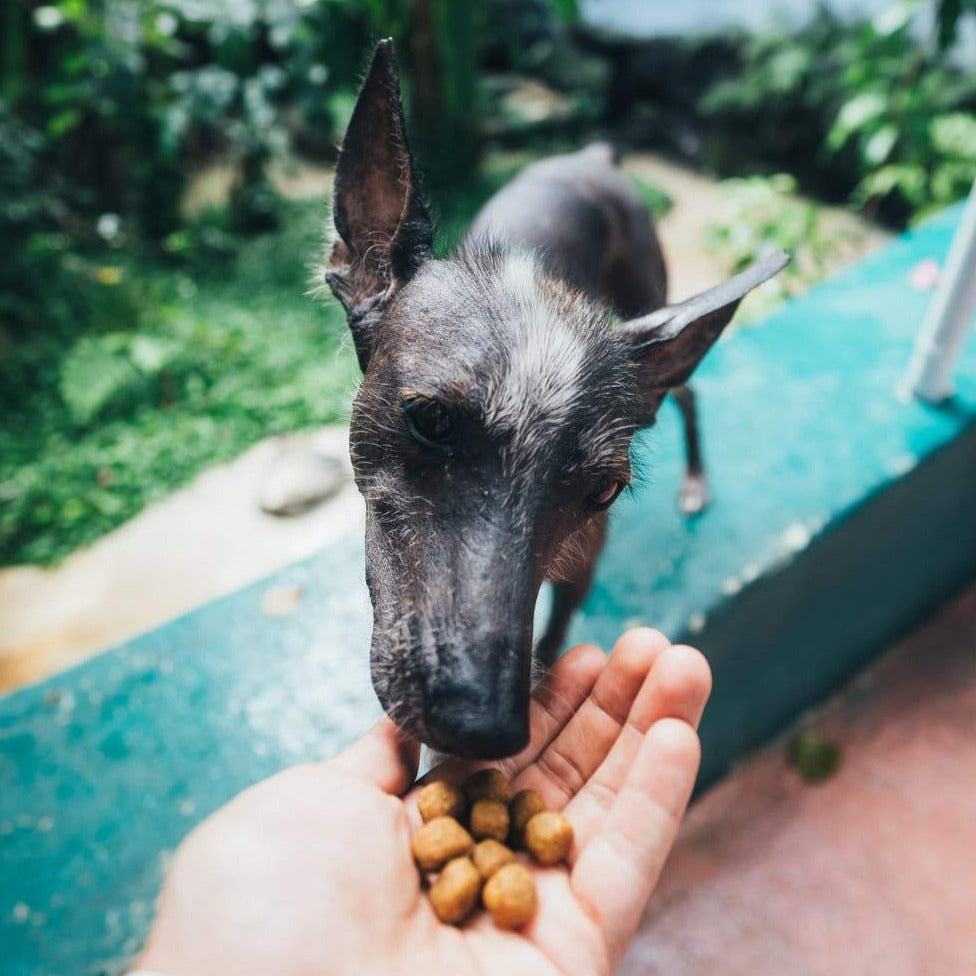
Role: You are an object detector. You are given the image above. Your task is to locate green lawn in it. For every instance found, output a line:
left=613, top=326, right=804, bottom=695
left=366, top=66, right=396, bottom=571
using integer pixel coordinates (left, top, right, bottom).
left=0, top=157, right=671, bottom=567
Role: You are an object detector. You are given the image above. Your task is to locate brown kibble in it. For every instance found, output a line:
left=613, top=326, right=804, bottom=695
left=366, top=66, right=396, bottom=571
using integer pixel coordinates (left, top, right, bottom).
left=428, top=856, right=482, bottom=925
left=508, top=788, right=546, bottom=847
left=470, top=798, right=510, bottom=842
left=417, top=781, right=466, bottom=823
left=412, top=816, right=475, bottom=872
left=482, top=862, right=537, bottom=929
left=463, top=768, right=511, bottom=804
left=472, top=839, right=516, bottom=880
left=524, top=811, right=573, bottom=866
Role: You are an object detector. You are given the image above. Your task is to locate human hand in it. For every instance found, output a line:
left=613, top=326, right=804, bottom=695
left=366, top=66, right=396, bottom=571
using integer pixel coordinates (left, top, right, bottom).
left=136, top=629, right=711, bottom=976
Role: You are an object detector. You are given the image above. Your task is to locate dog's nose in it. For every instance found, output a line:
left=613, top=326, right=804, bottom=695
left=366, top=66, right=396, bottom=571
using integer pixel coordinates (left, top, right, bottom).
left=424, top=695, right=529, bottom=759
left=422, top=661, right=530, bottom=760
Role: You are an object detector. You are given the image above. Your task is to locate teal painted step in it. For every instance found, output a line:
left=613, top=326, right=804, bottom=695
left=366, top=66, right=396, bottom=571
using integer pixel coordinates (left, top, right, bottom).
left=2, top=206, right=975, bottom=975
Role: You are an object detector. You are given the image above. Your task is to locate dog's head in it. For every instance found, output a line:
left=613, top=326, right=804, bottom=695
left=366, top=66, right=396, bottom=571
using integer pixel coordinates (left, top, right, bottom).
left=324, top=40, right=786, bottom=758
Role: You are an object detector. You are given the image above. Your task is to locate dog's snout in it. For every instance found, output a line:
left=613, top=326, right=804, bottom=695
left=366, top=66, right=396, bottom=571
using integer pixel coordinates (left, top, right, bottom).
left=424, top=692, right=529, bottom=760
left=422, top=636, right=531, bottom=759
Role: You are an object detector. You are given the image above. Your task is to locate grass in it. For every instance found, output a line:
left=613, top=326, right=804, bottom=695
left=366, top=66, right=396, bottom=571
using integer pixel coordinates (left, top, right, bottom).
left=0, top=200, right=357, bottom=566
left=0, top=154, right=672, bottom=567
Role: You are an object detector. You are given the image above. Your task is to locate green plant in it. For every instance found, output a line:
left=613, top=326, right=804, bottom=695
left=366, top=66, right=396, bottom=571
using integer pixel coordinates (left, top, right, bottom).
left=935, top=0, right=976, bottom=47
left=0, top=198, right=358, bottom=566
left=700, top=1, right=976, bottom=224
left=58, top=331, right=185, bottom=425
left=705, top=174, right=864, bottom=321
left=824, top=2, right=976, bottom=220
left=0, top=103, right=76, bottom=333
left=630, top=176, right=673, bottom=221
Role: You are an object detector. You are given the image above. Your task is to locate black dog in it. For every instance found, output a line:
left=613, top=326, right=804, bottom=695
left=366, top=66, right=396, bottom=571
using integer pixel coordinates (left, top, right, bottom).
left=324, top=40, right=787, bottom=759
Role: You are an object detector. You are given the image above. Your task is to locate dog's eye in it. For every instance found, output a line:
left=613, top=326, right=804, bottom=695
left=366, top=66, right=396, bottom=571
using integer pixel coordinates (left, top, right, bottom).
left=586, top=477, right=625, bottom=510
left=404, top=396, right=454, bottom=448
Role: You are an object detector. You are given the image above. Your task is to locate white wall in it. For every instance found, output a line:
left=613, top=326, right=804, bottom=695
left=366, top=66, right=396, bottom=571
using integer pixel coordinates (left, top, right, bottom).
left=582, top=0, right=930, bottom=39
left=579, top=0, right=976, bottom=65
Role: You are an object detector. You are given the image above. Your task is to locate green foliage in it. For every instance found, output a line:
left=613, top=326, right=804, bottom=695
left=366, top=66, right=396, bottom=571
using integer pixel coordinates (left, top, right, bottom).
left=706, top=174, right=863, bottom=321
left=0, top=104, right=76, bottom=332
left=824, top=4, right=976, bottom=219
left=0, top=0, right=584, bottom=337
left=0, top=199, right=358, bottom=566
left=630, top=176, right=673, bottom=221
left=58, top=331, right=184, bottom=425
left=701, top=1, right=976, bottom=224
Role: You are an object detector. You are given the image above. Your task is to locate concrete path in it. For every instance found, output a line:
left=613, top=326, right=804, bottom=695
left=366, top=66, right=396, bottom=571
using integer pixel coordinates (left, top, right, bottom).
left=0, top=429, right=361, bottom=692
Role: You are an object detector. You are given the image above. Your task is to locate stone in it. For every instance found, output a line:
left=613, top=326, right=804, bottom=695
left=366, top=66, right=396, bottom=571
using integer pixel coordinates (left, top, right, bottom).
left=258, top=437, right=347, bottom=517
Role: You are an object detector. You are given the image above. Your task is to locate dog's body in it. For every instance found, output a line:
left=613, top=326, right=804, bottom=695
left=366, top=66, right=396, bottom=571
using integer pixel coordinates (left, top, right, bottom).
left=325, top=41, right=787, bottom=759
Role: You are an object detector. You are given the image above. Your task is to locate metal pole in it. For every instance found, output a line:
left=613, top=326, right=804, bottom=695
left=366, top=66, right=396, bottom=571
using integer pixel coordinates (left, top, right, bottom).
left=902, top=177, right=976, bottom=403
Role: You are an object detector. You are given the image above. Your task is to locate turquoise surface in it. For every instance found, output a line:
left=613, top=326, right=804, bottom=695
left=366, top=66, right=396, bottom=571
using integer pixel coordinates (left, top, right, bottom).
left=579, top=204, right=976, bottom=646
left=2, top=206, right=975, bottom=974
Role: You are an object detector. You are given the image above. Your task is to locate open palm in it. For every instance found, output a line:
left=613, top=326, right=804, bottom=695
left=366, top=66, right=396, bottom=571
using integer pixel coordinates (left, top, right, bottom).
left=137, top=629, right=711, bottom=976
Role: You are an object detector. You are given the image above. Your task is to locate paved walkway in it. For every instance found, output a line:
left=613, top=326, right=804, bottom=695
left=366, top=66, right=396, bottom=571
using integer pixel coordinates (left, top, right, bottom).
left=0, top=429, right=361, bottom=692
left=622, top=581, right=976, bottom=976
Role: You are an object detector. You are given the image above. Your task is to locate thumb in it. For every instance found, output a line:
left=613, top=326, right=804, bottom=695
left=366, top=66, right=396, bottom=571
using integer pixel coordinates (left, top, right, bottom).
left=328, top=717, right=421, bottom=795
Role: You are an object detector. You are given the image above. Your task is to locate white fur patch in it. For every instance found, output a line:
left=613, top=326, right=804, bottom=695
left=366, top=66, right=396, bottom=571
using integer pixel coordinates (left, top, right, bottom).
left=487, top=254, right=585, bottom=463
left=500, top=252, right=539, bottom=305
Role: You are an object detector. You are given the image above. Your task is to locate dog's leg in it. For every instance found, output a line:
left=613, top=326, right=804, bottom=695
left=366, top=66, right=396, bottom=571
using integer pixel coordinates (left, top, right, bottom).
left=536, top=514, right=608, bottom=668
left=672, top=384, right=709, bottom=515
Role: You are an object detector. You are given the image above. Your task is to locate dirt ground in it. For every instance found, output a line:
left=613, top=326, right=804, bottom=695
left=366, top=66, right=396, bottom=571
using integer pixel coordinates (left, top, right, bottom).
left=0, top=153, right=889, bottom=692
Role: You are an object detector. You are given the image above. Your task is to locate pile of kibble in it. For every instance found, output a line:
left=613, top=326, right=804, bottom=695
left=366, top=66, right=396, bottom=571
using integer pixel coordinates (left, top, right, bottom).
left=411, top=768, right=573, bottom=929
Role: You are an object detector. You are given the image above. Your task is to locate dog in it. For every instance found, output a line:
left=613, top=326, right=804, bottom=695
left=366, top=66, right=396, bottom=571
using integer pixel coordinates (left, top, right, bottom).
left=323, top=40, right=787, bottom=759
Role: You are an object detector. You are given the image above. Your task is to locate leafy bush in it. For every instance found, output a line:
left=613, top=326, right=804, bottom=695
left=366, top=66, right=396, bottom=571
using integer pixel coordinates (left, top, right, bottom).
left=706, top=174, right=865, bottom=321
left=0, top=199, right=357, bottom=566
left=58, top=331, right=186, bottom=425
left=0, top=0, right=584, bottom=339
left=0, top=104, right=111, bottom=338
left=700, top=1, right=976, bottom=224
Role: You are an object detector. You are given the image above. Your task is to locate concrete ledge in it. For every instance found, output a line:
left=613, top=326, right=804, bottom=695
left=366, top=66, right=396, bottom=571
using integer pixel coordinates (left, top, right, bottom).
left=1, top=206, right=974, bottom=973
left=688, top=424, right=976, bottom=786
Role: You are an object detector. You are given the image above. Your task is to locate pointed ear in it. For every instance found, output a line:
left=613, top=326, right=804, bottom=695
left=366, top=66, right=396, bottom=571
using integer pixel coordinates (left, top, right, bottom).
left=624, top=250, right=790, bottom=419
left=325, top=39, right=434, bottom=371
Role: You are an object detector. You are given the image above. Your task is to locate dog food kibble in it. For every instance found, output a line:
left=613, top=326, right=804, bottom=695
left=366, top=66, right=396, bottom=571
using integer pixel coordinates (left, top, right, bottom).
left=428, top=856, right=482, bottom=925
left=472, top=839, right=516, bottom=880
left=412, top=816, right=475, bottom=872
left=524, top=811, right=574, bottom=866
left=417, top=781, right=466, bottom=823
left=469, top=798, right=510, bottom=842
left=482, top=863, right=538, bottom=929
left=413, top=772, right=571, bottom=928
left=508, top=788, right=546, bottom=846
left=463, top=768, right=512, bottom=804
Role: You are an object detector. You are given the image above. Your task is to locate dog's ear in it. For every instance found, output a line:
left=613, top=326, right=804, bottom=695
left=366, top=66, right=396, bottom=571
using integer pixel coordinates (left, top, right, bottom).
left=325, top=39, right=434, bottom=371
left=624, top=251, right=789, bottom=421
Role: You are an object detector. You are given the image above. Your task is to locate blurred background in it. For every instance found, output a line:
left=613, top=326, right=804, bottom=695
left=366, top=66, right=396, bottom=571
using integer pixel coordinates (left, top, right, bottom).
left=1, top=0, right=975, bottom=686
